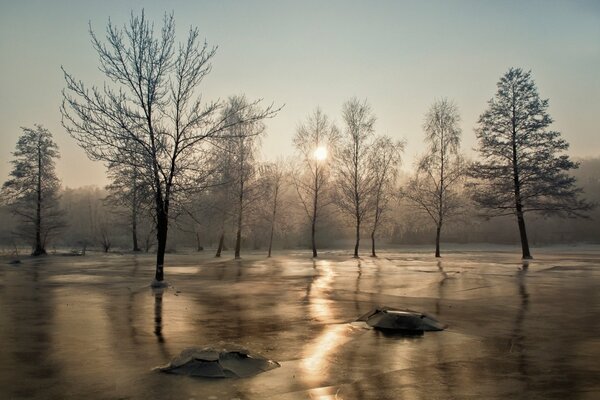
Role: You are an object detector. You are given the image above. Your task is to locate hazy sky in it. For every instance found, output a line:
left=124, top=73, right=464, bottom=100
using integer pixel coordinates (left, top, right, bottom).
left=1, top=0, right=599, bottom=188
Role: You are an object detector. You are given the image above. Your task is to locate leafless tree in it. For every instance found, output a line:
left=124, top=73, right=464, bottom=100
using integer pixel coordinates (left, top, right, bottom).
left=210, top=144, right=235, bottom=257
left=1, top=125, right=65, bottom=255
left=223, top=96, right=266, bottom=259
left=368, top=136, right=404, bottom=257
left=61, top=11, right=277, bottom=283
left=105, top=161, right=153, bottom=252
left=293, top=108, right=340, bottom=257
left=261, top=159, right=288, bottom=257
left=336, top=98, right=376, bottom=258
left=404, top=98, right=465, bottom=258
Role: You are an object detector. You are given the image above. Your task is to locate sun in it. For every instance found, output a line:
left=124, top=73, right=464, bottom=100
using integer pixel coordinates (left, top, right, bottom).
left=313, top=146, right=328, bottom=161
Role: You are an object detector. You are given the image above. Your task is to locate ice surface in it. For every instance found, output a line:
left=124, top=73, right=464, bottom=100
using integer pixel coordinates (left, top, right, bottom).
left=1, top=248, right=599, bottom=399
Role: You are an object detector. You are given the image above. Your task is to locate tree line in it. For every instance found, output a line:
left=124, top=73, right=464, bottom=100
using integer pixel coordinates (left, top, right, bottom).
left=1, top=12, right=594, bottom=284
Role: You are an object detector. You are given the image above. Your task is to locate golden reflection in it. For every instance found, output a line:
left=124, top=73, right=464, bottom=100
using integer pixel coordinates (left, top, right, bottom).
left=310, top=260, right=335, bottom=322
left=301, top=260, right=350, bottom=388
left=307, top=385, right=341, bottom=399
left=301, top=324, right=348, bottom=377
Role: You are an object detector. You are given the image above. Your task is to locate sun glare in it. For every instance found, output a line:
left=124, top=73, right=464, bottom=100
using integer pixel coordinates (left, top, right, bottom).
left=313, top=146, right=327, bottom=161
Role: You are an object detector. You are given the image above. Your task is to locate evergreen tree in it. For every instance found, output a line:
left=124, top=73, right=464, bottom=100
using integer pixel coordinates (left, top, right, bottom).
left=470, top=68, right=592, bottom=259
left=2, top=125, right=65, bottom=255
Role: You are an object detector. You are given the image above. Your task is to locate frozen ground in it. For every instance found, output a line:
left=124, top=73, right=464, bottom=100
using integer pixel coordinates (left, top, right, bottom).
left=1, top=247, right=599, bottom=399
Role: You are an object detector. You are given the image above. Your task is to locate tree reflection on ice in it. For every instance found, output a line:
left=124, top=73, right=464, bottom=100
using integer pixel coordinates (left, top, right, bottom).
left=153, top=288, right=165, bottom=343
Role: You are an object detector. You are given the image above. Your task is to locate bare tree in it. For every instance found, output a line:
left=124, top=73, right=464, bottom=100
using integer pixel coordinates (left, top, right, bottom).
left=404, top=98, right=464, bottom=258
left=223, top=96, right=266, bottom=259
left=105, top=161, right=153, bottom=252
left=336, top=98, right=376, bottom=258
left=61, top=11, right=277, bottom=283
left=293, top=108, right=339, bottom=257
left=368, top=136, right=404, bottom=257
left=210, top=144, right=235, bottom=258
left=261, top=160, right=288, bottom=257
left=1, top=125, right=65, bottom=255
left=469, top=68, right=592, bottom=259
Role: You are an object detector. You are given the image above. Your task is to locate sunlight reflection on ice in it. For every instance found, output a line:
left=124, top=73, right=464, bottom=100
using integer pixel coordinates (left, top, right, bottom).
left=301, top=260, right=351, bottom=387
left=309, top=260, right=335, bottom=322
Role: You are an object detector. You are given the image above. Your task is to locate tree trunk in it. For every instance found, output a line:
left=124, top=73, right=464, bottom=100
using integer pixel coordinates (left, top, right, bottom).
left=311, top=164, right=318, bottom=258
left=353, top=219, right=360, bottom=258
left=516, top=207, right=532, bottom=259
left=33, top=139, right=45, bottom=256
left=311, top=218, right=317, bottom=258
left=132, top=211, right=140, bottom=252
left=511, top=98, right=532, bottom=260
left=267, top=186, right=279, bottom=258
left=435, top=223, right=442, bottom=258
left=154, top=209, right=168, bottom=282
left=215, top=232, right=224, bottom=257
left=370, top=229, right=376, bottom=257
left=234, top=226, right=242, bottom=259
left=267, top=225, right=275, bottom=258
left=131, top=178, right=140, bottom=252
left=235, top=176, right=244, bottom=259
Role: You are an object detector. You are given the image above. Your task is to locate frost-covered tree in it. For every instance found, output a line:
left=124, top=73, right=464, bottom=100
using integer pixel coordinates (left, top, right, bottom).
left=2, top=125, right=65, bottom=255
left=223, top=96, right=266, bottom=259
left=105, top=161, right=153, bottom=252
left=210, top=140, right=236, bottom=257
left=336, top=98, right=376, bottom=258
left=470, top=68, right=592, bottom=259
left=261, top=160, right=288, bottom=257
left=368, top=136, right=404, bottom=257
left=61, top=11, right=277, bottom=283
left=405, top=99, right=465, bottom=258
left=293, top=108, right=339, bottom=257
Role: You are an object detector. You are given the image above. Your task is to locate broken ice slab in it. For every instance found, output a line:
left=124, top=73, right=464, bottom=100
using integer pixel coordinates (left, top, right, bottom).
left=357, top=307, right=447, bottom=333
left=157, top=347, right=280, bottom=378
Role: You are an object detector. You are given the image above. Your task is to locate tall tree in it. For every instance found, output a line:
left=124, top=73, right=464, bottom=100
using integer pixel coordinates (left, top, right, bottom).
left=293, top=108, right=339, bottom=257
left=105, top=161, right=152, bottom=252
left=224, top=96, right=265, bottom=259
left=61, top=11, right=277, bottom=283
left=368, top=136, right=404, bottom=257
left=470, top=68, right=592, bottom=259
left=2, top=125, right=65, bottom=255
left=404, top=98, right=465, bottom=257
left=261, top=160, right=287, bottom=257
left=210, top=141, right=236, bottom=258
left=336, top=98, right=376, bottom=258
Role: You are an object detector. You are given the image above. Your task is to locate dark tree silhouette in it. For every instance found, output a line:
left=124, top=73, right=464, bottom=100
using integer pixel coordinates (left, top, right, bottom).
left=2, top=125, right=65, bottom=255
left=405, top=99, right=465, bottom=258
left=469, top=68, right=592, bottom=259
left=61, top=11, right=277, bottom=283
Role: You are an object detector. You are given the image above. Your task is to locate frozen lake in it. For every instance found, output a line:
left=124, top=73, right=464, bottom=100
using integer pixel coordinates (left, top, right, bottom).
left=1, top=248, right=599, bottom=399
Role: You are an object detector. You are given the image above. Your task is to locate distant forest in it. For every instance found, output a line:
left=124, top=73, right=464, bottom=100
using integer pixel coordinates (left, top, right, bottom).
left=2, top=157, right=597, bottom=254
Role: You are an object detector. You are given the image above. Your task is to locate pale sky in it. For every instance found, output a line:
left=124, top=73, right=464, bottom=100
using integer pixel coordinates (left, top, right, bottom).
left=1, top=0, right=599, bottom=188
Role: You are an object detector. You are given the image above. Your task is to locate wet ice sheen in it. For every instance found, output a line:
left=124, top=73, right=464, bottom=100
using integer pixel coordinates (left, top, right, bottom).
left=1, top=248, right=599, bottom=399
